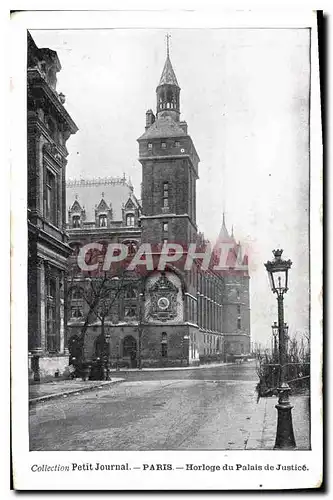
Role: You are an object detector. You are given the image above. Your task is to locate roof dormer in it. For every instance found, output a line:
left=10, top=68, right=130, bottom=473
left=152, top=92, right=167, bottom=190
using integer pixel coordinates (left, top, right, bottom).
left=68, top=198, right=86, bottom=229
left=95, top=196, right=112, bottom=228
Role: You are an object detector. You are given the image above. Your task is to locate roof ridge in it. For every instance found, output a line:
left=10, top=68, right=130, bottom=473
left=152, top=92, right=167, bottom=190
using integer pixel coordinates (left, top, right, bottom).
left=66, top=175, right=132, bottom=188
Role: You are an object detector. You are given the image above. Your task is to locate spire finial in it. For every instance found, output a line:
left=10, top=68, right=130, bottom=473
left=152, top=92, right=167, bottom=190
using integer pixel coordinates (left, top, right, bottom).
left=223, top=212, right=226, bottom=225
left=166, top=33, right=171, bottom=58
left=231, top=225, right=234, bottom=238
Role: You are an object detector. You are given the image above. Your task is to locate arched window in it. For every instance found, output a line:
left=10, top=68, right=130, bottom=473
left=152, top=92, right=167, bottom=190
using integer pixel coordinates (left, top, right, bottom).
left=126, top=213, right=135, bottom=226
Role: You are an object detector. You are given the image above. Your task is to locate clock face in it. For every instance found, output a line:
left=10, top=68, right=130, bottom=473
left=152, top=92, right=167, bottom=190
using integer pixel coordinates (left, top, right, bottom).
left=157, top=297, right=170, bottom=310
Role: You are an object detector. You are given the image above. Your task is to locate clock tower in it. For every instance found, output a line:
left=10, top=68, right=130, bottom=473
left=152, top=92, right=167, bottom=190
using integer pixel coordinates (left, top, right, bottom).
left=137, top=41, right=200, bottom=249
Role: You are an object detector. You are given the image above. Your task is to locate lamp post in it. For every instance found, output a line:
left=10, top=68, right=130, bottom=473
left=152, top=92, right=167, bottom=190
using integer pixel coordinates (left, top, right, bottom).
left=271, top=321, right=279, bottom=361
left=284, top=322, right=289, bottom=357
left=264, top=249, right=296, bottom=449
left=103, top=328, right=111, bottom=381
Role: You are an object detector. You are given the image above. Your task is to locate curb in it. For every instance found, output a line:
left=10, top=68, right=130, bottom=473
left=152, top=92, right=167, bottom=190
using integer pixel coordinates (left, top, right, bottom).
left=29, top=378, right=125, bottom=406
left=245, top=397, right=268, bottom=450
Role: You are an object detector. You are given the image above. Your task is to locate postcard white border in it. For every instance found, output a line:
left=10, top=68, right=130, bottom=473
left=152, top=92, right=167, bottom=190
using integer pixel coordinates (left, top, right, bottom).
left=10, top=7, right=323, bottom=491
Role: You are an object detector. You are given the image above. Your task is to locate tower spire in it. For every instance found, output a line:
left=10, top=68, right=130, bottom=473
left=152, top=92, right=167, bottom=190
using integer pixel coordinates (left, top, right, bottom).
left=166, top=33, right=171, bottom=58
left=156, top=36, right=180, bottom=121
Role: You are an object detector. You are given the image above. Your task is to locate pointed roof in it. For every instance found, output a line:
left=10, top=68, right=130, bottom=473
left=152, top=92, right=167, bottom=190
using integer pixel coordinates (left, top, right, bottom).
left=70, top=199, right=82, bottom=212
left=96, top=198, right=109, bottom=211
left=124, top=197, right=135, bottom=210
left=217, top=213, right=233, bottom=242
left=158, top=55, right=179, bottom=88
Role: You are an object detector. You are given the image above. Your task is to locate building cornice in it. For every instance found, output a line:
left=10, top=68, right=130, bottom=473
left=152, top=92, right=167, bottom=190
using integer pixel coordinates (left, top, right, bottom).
left=27, top=68, right=78, bottom=134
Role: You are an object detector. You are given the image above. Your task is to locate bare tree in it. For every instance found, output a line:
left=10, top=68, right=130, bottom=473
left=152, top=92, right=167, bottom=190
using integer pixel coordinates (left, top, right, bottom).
left=67, top=246, right=131, bottom=379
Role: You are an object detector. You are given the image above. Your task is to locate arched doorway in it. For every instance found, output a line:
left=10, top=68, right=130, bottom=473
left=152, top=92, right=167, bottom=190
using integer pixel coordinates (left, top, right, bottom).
left=123, top=335, right=137, bottom=368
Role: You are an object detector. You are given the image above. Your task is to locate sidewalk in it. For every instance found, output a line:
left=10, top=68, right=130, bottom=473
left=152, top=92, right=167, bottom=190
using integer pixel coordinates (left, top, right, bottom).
left=29, top=378, right=124, bottom=405
left=246, top=394, right=310, bottom=450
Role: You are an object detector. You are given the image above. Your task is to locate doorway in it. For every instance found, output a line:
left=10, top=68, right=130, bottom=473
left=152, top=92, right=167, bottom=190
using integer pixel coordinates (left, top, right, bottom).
left=122, top=335, right=137, bottom=368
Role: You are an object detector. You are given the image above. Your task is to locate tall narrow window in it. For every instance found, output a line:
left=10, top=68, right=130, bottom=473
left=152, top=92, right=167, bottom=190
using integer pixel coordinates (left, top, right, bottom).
left=99, top=214, right=107, bottom=227
left=163, top=182, right=169, bottom=208
left=237, top=317, right=241, bottom=330
left=163, top=222, right=168, bottom=233
left=72, top=215, right=81, bottom=228
left=45, top=169, right=57, bottom=225
left=237, top=305, right=241, bottom=316
left=161, top=332, right=168, bottom=358
left=126, top=213, right=135, bottom=226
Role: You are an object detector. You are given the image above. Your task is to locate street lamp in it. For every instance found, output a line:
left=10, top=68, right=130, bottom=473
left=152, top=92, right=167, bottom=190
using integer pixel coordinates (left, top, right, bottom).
left=271, top=321, right=278, bottom=361
left=265, top=249, right=296, bottom=449
left=103, top=328, right=111, bottom=380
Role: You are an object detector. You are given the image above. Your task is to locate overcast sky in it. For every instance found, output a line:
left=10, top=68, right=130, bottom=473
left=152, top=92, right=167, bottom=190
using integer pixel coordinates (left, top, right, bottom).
left=31, top=28, right=310, bottom=346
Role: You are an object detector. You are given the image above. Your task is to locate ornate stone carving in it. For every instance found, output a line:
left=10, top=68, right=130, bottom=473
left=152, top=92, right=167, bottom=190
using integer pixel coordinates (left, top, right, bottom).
left=58, top=92, right=66, bottom=104
left=148, top=272, right=178, bottom=322
left=43, top=142, right=63, bottom=162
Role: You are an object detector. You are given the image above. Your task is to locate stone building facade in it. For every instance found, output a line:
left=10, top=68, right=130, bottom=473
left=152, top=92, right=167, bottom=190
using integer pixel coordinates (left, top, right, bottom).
left=27, top=32, right=78, bottom=379
left=65, top=47, right=250, bottom=369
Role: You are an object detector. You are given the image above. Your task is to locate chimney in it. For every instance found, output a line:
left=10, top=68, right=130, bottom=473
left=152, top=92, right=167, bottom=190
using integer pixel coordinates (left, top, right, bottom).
left=179, top=121, right=188, bottom=134
left=145, top=109, right=155, bottom=130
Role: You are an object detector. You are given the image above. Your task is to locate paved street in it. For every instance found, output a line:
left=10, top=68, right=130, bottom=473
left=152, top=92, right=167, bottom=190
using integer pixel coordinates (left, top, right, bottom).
left=29, top=362, right=309, bottom=451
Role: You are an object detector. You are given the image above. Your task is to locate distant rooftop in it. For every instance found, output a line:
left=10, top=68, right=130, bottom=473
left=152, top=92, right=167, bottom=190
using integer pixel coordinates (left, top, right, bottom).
left=66, top=174, right=139, bottom=223
left=66, top=175, right=133, bottom=188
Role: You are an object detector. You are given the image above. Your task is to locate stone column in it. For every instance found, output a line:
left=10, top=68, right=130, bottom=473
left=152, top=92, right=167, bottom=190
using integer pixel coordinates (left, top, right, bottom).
left=62, top=270, right=69, bottom=355
left=59, top=298, right=64, bottom=355
left=40, top=259, right=46, bottom=352
left=55, top=270, right=61, bottom=352
left=29, top=257, right=43, bottom=355
left=61, top=160, right=67, bottom=231
left=38, top=137, right=46, bottom=216
left=30, top=257, right=45, bottom=382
